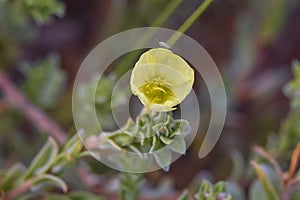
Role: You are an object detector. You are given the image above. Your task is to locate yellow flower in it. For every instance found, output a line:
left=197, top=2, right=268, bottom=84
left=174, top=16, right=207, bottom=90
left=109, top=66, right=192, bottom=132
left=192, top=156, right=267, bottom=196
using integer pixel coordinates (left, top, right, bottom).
left=130, top=48, right=194, bottom=112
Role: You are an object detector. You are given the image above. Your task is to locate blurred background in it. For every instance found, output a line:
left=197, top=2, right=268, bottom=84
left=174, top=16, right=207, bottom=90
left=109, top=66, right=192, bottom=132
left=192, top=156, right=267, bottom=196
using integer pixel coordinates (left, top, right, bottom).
left=1, top=0, right=300, bottom=199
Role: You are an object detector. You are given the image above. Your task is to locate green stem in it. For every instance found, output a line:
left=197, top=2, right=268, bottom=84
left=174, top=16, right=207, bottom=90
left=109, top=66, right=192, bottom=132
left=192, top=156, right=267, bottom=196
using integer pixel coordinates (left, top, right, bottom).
left=119, top=173, right=144, bottom=200
left=116, top=0, right=183, bottom=76
left=152, top=0, right=183, bottom=27
left=167, top=0, right=214, bottom=47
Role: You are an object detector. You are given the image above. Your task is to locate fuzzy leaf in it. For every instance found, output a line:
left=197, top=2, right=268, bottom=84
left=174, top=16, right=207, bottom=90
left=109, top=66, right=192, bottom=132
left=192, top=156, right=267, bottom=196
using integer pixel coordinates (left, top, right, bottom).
left=153, top=149, right=172, bottom=172
left=249, top=180, right=267, bottom=200
left=170, top=119, right=191, bottom=137
left=195, top=180, right=231, bottom=200
left=119, top=173, right=144, bottom=200
left=177, top=120, right=191, bottom=135
left=62, top=134, right=82, bottom=155
left=50, top=135, right=83, bottom=174
left=1, top=163, right=27, bottom=191
left=160, top=135, right=173, bottom=145
left=23, top=54, right=66, bottom=108
left=152, top=122, right=164, bottom=132
left=23, top=0, right=66, bottom=24
left=108, top=132, right=132, bottom=148
left=168, top=136, right=186, bottom=154
left=31, top=174, right=67, bottom=193
left=214, top=181, right=227, bottom=194
left=24, top=137, right=58, bottom=179
left=251, top=161, right=279, bottom=200
left=150, top=135, right=163, bottom=153
left=195, top=180, right=213, bottom=199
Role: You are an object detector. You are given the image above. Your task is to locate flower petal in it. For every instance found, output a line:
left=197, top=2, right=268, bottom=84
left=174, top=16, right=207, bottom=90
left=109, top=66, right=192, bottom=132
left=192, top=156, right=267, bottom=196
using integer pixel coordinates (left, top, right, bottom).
left=130, top=48, right=194, bottom=112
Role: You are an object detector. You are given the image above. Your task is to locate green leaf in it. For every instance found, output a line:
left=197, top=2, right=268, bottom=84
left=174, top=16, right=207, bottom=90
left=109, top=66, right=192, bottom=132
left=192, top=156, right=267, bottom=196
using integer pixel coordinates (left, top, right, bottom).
left=195, top=180, right=213, bottom=200
left=45, top=195, right=72, bottom=200
left=150, top=135, right=163, bottom=153
left=50, top=135, right=83, bottom=174
left=152, top=122, right=164, bottom=132
left=168, top=136, right=186, bottom=154
left=226, top=182, right=246, bottom=200
left=228, top=150, right=246, bottom=181
left=107, top=132, right=132, bottom=150
left=120, top=173, right=143, bottom=200
left=15, top=193, right=39, bottom=200
left=24, top=137, right=58, bottom=179
left=171, top=119, right=191, bottom=137
left=23, top=54, right=66, bottom=108
left=251, top=161, right=279, bottom=200
left=1, top=163, right=27, bottom=191
left=194, top=180, right=232, bottom=200
left=259, top=0, right=288, bottom=43
left=290, top=190, right=300, bottom=200
left=249, top=180, right=267, bottom=200
left=177, top=120, right=191, bottom=135
left=50, top=154, right=71, bottom=174
left=153, top=149, right=172, bottom=172
left=160, top=135, right=173, bottom=145
left=278, top=113, right=300, bottom=156
left=177, top=190, right=189, bottom=200
left=283, top=60, right=300, bottom=110
left=214, top=181, right=226, bottom=194
left=31, top=174, right=67, bottom=193
left=69, top=191, right=103, bottom=200
left=78, top=151, right=91, bottom=158
left=292, top=60, right=300, bottom=79
left=23, top=0, right=66, bottom=24
left=128, top=144, right=144, bottom=159
left=61, top=134, right=82, bottom=155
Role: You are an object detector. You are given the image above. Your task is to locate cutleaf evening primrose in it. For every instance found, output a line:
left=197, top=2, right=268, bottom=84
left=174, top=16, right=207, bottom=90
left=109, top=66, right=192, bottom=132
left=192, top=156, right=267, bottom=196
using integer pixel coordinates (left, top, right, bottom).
left=130, top=48, right=194, bottom=112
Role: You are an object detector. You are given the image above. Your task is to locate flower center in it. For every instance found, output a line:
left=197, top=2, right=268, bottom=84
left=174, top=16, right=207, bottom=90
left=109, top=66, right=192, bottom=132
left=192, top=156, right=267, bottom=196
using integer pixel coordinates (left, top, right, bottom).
left=139, top=83, right=176, bottom=104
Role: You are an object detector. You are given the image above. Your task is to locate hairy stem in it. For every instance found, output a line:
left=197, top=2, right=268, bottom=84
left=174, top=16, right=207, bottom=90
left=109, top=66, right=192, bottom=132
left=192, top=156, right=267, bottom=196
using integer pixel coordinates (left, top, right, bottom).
left=167, top=0, right=213, bottom=46
left=5, top=179, right=33, bottom=200
left=0, top=70, right=67, bottom=144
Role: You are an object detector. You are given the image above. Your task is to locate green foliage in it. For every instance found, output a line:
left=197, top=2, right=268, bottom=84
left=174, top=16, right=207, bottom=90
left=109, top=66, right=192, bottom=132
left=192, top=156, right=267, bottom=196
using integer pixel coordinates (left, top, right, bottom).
left=67, top=191, right=103, bottom=200
left=0, top=0, right=65, bottom=67
left=22, top=0, right=65, bottom=24
left=177, top=180, right=232, bottom=200
left=0, top=163, right=27, bottom=192
left=278, top=113, right=300, bottom=157
left=22, top=54, right=66, bottom=109
left=96, top=111, right=191, bottom=171
left=177, top=190, right=189, bottom=200
left=76, top=74, right=128, bottom=130
left=259, top=0, right=290, bottom=43
left=0, top=1, right=32, bottom=66
left=277, top=61, right=300, bottom=156
left=2, top=0, right=300, bottom=199
left=16, top=191, right=104, bottom=200
left=24, top=137, right=59, bottom=180
left=247, top=144, right=300, bottom=200
left=284, top=60, right=300, bottom=109
left=51, top=134, right=87, bottom=174
left=31, top=174, right=67, bottom=193
left=0, top=0, right=66, bottom=24
left=0, top=135, right=89, bottom=199
left=249, top=162, right=279, bottom=200
left=194, top=180, right=231, bottom=200
left=119, top=173, right=144, bottom=200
